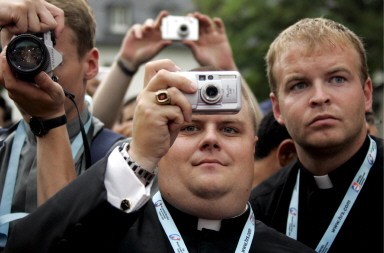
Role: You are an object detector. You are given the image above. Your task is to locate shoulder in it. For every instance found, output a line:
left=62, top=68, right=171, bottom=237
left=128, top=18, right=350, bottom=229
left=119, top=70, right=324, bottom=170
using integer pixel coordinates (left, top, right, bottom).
left=371, top=135, right=384, bottom=153
left=251, top=162, right=295, bottom=197
left=249, top=163, right=297, bottom=221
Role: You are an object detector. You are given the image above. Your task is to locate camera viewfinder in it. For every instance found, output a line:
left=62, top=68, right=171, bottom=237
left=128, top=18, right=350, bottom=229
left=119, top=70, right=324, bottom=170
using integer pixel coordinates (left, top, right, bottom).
left=199, top=75, right=206, bottom=81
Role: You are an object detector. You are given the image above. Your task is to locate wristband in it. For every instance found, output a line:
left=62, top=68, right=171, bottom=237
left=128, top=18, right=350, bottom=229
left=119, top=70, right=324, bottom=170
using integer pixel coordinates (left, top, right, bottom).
left=117, top=59, right=136, bottom=76
left=118, top=142, right=155, bottom=186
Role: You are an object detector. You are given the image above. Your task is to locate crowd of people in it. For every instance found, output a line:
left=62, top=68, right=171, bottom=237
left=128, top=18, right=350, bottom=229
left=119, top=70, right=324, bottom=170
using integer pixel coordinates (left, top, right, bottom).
left=0, top=0, right=382, bottom=252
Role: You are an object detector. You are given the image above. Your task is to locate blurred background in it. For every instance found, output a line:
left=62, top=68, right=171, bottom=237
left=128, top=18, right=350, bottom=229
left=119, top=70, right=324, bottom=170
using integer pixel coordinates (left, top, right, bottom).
left=90, top=0, right=383, bottom=135
left=1, top=0, right=383, bottom=136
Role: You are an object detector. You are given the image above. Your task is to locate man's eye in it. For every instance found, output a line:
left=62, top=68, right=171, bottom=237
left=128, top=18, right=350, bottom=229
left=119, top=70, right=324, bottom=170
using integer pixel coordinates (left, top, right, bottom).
left=181, top=125, right=199, bottom=132
left=222, top=127, right=238, bottom=134
left=291, top=82, right=308, bottom=91
left=330, top=76, right=346, bottom=84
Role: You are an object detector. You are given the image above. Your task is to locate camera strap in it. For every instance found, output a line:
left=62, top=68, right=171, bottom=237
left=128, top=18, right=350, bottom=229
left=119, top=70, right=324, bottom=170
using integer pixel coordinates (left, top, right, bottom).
left=64, top=90, right=92, bottom=169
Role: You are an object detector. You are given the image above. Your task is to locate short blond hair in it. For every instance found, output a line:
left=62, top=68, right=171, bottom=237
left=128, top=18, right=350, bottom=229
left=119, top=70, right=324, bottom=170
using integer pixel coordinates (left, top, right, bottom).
left=266, top=17, right=369, bottom=96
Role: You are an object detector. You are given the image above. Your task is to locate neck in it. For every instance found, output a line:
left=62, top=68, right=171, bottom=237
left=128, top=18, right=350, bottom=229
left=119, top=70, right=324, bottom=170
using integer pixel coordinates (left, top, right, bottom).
left=296, top=133, right=367, bottom=176
left=163, top=192, right=249, bottom=220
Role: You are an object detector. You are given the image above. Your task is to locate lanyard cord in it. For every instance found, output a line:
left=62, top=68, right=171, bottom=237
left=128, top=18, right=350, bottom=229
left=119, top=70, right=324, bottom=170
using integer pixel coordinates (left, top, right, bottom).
left=64, top=90, right=91, bottom=169
left=286, top=137, right=377, bottom=253
left=152, top=192, right=255, bottom=253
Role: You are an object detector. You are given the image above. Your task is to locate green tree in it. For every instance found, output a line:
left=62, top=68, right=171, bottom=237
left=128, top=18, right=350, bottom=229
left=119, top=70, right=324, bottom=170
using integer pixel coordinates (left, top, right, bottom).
left=194, top=0, right=383, bottom=102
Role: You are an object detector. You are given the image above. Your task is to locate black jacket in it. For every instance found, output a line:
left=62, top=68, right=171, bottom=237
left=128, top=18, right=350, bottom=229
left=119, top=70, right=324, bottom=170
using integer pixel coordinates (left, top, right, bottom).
left=250, top=136, right=384, bottom=253
left=5, top=156, right=315, bottom=253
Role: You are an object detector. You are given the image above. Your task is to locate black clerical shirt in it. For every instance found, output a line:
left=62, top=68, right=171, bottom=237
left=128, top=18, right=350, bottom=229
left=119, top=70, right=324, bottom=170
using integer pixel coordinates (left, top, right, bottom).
left=250, top=136, right=384, bottom=253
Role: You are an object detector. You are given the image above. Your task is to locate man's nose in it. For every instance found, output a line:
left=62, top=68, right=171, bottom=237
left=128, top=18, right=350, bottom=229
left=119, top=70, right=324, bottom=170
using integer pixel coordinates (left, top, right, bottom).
left=309, top=82, right=331, bottom=106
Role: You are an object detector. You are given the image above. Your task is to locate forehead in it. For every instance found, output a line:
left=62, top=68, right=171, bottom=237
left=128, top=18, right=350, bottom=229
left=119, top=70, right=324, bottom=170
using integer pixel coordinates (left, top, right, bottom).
left=274, top=43, right=360, bottom=78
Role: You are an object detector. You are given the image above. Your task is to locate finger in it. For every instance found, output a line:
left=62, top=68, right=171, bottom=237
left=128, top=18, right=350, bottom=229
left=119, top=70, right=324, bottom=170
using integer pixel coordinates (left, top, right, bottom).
left=213, top=17, right=225, bottom=33
left=130, top=24, right=143, bottom=38
left=145, top=68, right=197, bottom=96
left=1, top=29, right=15, bottom=47
left=154, top=10, right=169, bottom=29
left=194, top=13, right=213, bottom=33
left=163, top=86, right=193, bottom=122
left=143, top=59, right=181, bottom=86
left=42, top=2, right=65, bottom=37
left=27, top=7, right=42, bottom=32
left=144, top=18, right=154, bottom=27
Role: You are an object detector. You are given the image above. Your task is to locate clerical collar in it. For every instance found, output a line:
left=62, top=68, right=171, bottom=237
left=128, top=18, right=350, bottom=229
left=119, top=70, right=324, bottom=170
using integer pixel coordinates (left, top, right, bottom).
left=313, top=174, right=333, bottom=189
left=197, top=205, right=249, bottom=231
left=197, top=219, right=221, bottom=231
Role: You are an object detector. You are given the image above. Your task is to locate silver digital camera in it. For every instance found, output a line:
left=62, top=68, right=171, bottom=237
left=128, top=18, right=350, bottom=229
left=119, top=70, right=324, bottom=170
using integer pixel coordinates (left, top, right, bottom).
left=6, top=31, right=63, bottom=82
left=161, top=15, right=199, bottom=41
left=178, top=71, right=242, bottom=114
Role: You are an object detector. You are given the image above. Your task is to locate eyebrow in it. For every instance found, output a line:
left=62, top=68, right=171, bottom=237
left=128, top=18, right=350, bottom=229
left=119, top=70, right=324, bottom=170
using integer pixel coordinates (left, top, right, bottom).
left=326, top=66, right=352, bottom=76
left=285, top=74, right=305, bottom=84
left=284, top=66, right=352, bottom=84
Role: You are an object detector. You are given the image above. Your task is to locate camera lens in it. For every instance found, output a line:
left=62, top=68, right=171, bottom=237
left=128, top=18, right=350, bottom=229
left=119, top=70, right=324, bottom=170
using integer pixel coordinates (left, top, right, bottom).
left=178, top=24, right=189, bottom=37
left=6, top=34, right=49, bottom=82
left=206, top=86, right=218, bottom=97
left=201, top=83, right=222, bottom=104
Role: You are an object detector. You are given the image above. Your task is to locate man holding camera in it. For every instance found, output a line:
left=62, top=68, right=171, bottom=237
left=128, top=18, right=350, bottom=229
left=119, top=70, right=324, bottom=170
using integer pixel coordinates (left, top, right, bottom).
left=4, top=59, right=315, bottom=252
left=0, top=0, right=124, bottom=248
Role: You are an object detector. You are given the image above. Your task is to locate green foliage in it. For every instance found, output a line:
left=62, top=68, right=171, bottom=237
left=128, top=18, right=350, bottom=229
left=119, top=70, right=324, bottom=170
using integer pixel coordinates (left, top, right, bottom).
left=194, top=0, right=383, bottom=101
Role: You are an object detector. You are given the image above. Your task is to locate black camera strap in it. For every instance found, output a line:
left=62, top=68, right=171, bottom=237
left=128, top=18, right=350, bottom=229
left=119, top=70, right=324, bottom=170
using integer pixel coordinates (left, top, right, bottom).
left=64, top=90, right=92, bottom=169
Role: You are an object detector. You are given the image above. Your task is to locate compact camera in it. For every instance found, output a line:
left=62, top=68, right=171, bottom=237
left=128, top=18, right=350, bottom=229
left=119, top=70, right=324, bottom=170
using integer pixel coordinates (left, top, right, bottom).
left=161, top=15, right=199, bottom=41
left=6, top=31, right=63, bottom=82
left=178, top=71, right=242, bottom=114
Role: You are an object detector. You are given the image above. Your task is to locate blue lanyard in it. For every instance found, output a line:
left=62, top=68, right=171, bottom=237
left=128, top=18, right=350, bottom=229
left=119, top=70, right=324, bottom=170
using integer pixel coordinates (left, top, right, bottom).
left=0, top=117, right=92, bottom=247
left=286, top=137, right=377, bottom=253
left=152, top=191, right=255, bottom=253
left=0, top=122, right=27, bottom=246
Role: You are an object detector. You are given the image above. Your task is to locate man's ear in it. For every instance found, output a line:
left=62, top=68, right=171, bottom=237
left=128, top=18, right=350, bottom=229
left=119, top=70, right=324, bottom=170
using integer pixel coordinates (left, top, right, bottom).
left=363, top=78, right=373, bottom=113
left=277, top=139, right=296, bottom=167
left=83, top=48, right=99, bottom=80
left=270, top=92, right=284, bottom=125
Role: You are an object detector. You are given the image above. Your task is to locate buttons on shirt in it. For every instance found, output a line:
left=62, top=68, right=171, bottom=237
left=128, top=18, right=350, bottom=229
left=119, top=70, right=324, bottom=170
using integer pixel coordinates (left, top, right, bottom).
left=120, top=199, right=131, bottom=211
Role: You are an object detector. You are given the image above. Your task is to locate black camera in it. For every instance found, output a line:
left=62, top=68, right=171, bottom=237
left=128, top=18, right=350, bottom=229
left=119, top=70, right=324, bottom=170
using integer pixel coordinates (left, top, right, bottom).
left=6, top=31, right=63, bottom=82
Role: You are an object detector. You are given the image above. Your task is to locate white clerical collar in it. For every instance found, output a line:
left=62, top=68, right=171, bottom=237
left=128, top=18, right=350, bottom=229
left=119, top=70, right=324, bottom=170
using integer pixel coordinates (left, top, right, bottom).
left=196, top=204, right=249, bottom=231
left=197, top=219, right=222, bottom=231
left=314, top=174, right=333, bottom=189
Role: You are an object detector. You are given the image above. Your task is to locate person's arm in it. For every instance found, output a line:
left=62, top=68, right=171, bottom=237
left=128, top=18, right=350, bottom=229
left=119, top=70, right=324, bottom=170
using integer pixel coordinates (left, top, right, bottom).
left=92, top=10, right=172, bottom=128
left=1, top=48, right=75, bottom=205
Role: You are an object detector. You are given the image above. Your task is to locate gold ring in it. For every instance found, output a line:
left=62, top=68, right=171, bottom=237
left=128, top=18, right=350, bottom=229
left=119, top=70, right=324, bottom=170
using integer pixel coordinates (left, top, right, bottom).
left=155, top=89, right=171, bottom=105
